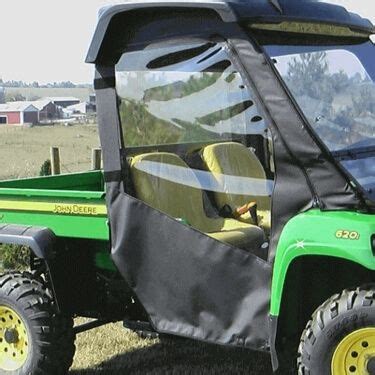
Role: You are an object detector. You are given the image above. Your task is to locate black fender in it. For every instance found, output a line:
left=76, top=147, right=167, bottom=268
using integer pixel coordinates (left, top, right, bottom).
left=270, top=315, right=279, bottom=372
left=0, top=224, right=56, bottom=260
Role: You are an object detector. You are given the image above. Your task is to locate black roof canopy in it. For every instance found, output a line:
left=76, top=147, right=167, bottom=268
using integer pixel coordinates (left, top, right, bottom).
left=86, top=0, right=374, bottom=64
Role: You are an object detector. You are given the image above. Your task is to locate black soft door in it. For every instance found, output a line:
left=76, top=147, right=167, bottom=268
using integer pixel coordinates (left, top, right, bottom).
left=109, top=183, right=272, bottom=352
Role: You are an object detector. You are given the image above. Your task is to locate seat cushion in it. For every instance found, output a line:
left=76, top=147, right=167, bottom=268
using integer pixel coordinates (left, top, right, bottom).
left=207, top=218, right=265, bottom=251
left=131, top=152, right=209, bottom=231
left=201, top=142, right=271, bottom=229
left=130, top=152, right=266, bottom=251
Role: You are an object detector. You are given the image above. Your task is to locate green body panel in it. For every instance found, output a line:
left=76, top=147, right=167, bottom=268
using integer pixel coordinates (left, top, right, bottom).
left=0, top=171, right=109, bottom=241
left=0, top=171, right=112, bottom=271
left=0, top=188, right=104, bottom=200
left=270, top=209, right=375, bottom=316
left=0, top=211, right=109, bottom=241
left=0, top=171, right=105, bottom=192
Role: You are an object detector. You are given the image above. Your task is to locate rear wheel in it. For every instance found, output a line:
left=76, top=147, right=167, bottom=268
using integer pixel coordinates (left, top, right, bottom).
left=0, top=272, right=75, bottom=374
left=298, top=287, right=375, bottom=375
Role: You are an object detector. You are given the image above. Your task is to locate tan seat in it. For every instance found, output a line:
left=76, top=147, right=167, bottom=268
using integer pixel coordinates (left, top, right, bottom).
left=201, top=142, right=271, bottom=232
left=130, top=152, right=265, bottom=251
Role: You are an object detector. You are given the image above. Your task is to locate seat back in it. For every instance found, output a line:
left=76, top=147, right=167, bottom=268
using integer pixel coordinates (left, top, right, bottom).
left=201, top=142, right=271, bottom=211
left=130, top=152, right=210, bottom=231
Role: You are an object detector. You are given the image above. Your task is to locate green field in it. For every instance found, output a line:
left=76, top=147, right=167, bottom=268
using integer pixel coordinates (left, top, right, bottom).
left=0, top=125, right=271, bottom=373
left=0, top=124, right=100, bottom=180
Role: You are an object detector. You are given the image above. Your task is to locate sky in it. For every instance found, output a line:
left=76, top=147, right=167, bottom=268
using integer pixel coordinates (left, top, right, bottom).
left=0, top=0, right=374, bottom=84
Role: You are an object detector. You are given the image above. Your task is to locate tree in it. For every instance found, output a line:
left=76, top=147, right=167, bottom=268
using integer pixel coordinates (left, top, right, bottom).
left=352, top=85, right=375, bottom=116
left=287, top=52, right=334, bottom=103
left=329, top=71, right=350, bottom=93
left=0, top=87, right=5, bottom=104
left=7, top=93, right=26, bottom=102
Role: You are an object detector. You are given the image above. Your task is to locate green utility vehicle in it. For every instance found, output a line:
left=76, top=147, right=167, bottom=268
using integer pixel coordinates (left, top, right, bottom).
left=0, top=1, right=374, bottom=374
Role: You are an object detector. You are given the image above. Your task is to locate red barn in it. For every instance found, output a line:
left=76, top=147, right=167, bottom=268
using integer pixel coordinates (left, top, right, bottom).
left=0, top=102, right=39, bottom=125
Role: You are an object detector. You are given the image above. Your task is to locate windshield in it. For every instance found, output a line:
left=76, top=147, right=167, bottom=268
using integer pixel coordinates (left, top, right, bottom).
left=264, top=40, right=375, bottom=202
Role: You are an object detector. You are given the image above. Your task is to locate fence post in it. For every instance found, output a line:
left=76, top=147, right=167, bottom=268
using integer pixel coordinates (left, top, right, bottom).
left=91, top=148, right=102, bottom=170
left=50, top=147, right=61, bottom=175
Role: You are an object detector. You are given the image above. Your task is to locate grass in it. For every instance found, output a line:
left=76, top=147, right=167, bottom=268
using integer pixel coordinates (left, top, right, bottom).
left=0, top=124, right=100, bottom=180
left=0, top=125, right=272, bottom=373
left=70, top=320, right=272, bottom=374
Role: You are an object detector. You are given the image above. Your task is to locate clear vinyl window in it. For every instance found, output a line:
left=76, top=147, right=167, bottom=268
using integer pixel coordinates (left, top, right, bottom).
left=265, top=41, right=375, bottom=202
left=270, top=48, right=374, bottom=152
left=116, top=41, right=268, bottom=147
left=115, top=39, right=274, bottom=256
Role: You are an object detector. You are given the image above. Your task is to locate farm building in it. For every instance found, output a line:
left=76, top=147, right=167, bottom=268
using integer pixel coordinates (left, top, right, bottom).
left=32, top=99, right=59, bottom=121
left=67, top=102, right=87, bottom=114
left=88, top=94, right=96, bottom=113
left=0, top=102, right=39, bottom=125
left=45, top=96, right=80, bottom=108
left=68, top=101, right=95, bottom=114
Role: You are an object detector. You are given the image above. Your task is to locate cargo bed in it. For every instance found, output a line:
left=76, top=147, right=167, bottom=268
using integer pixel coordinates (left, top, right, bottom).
left=0, top=171, right=108, bottom=240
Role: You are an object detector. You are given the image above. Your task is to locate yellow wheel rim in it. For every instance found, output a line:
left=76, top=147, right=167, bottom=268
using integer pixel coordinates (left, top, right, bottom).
left=0, top=305, right=29, bottom=371
left=332, top=327, right=375, bottom=374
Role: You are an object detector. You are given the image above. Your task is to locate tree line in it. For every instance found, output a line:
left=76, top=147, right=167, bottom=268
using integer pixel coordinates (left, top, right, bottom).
left=0, top=79, right=91, bottom=89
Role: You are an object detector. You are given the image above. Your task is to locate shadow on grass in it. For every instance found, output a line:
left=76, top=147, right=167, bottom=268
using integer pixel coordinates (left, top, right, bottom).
left=69, top=336, right=274, bottom=375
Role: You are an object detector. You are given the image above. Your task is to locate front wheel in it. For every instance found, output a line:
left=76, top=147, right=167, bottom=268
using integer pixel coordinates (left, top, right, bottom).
left=298, top=287, right=375, bottom=375
left=0, top=272, right=76, bottom=374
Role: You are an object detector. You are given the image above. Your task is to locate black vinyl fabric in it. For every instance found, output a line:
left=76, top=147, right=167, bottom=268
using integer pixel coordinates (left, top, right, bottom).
left=108, top=182, right=272, bottom=351
left=86, top=0, right=374, bottom=63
